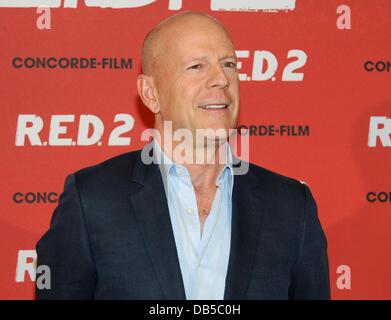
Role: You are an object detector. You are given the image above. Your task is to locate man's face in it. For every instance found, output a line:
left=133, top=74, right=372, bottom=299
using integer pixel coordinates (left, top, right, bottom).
left=153, top=18, right=240, bottom=142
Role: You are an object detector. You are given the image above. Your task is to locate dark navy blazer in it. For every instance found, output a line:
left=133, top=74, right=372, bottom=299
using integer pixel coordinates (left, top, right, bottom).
left=36, top=148, right=330, bottom=300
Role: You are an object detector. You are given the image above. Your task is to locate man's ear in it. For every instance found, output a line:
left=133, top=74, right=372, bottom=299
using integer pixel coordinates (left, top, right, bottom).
left=137, top=74, right=160, bottom=114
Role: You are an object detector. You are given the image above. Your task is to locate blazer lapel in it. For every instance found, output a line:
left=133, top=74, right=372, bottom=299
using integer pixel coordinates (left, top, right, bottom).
left=128, top=149, right=186, bottom=300
left=224, top=163, right=266, bottom=300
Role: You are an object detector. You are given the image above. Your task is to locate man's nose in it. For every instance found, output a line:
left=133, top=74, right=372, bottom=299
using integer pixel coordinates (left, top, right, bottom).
left=206, top=64, right=229, bottom=89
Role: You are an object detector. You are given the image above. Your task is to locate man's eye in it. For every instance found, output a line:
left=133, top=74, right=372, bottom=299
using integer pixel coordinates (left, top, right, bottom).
left=188, top=64, right=202, bottom=70
left=224, top=61, right=237, bottom=68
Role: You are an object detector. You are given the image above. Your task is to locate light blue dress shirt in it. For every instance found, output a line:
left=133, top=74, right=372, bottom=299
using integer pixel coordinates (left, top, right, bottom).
left=153, top=139, right=234, bottom=300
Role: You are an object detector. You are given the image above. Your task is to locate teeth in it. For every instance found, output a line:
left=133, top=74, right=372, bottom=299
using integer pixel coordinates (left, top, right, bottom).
left=201, top=104, right=227, bottom=109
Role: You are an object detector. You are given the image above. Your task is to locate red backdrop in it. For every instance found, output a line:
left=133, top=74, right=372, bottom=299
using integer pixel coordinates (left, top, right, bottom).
left=1, top=0, right=390, bottom=299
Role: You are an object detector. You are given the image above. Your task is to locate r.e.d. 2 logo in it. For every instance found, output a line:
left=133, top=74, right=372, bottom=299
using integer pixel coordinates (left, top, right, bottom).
left=368, top=116, right=391, bottom=147
left=15, top=114, right=135, bottom=147
left=236, top=50, right=307, bottom=82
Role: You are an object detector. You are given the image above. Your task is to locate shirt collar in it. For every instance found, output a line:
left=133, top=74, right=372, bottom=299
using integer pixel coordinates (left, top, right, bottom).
left=153, top=139, right=174, bottom=194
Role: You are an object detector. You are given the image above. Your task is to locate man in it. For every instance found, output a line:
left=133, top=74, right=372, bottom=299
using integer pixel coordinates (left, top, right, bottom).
left=36, top=11, right=330, bottom=300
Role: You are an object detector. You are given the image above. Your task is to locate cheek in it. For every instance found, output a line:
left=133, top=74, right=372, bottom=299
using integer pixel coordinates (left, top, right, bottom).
left=164, top=81, right=199, bottom=124
left=177, top=79, right=203, bottom=106
left=228, top=75, right=240, bottom=95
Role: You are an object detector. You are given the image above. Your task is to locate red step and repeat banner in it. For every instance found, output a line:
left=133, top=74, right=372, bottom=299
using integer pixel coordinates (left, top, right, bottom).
left=0, top=0, right=390, bottom=300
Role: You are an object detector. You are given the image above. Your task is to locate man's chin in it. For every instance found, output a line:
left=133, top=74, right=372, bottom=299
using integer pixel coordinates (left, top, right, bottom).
left=195, top=127, right=230, bottom=138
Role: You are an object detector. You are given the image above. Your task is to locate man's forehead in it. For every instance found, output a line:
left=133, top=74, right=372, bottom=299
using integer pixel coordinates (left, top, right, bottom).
left=163, top=28, right=235, bottom=59
left=142, top=12, right=234, bottom=74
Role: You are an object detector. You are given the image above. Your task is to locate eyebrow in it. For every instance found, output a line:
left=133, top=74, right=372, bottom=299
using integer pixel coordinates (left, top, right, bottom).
left=219, top=54, right=237, bottom=61
left=183, top=54, right=237, bottom=65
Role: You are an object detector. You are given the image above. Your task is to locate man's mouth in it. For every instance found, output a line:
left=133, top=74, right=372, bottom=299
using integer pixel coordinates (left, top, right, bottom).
left=198, top=104, right=228, bottom=110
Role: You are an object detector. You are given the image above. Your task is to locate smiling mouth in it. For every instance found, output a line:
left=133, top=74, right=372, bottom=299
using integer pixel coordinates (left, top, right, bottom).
left=198, top=104, right=228, bottom=110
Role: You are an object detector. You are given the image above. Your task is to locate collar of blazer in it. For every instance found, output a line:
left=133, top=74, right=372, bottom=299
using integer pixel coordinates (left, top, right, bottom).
left=128, top=145, right=266, bottom=300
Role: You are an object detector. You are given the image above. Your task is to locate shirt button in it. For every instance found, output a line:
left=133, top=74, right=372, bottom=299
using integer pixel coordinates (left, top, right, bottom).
left=186, top=208, right=193, bottom=214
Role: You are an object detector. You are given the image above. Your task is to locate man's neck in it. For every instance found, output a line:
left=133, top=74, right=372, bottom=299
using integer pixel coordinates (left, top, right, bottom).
left=185, top=162, right=225, bottom=191
left=154, top=137, right=229, bottom=189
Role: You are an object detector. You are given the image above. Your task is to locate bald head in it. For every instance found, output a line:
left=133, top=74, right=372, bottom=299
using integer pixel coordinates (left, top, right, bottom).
left=141, top=11, right=233, bottom=76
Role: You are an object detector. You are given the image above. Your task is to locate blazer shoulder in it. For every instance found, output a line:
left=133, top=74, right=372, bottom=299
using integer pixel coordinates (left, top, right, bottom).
left=246, top=162, right=316, bottom=224
left=72, top=149, right=142, bottom=186
left=247, top=161, right=308, bottom=196
left=249, top=162, right=304, bottom=185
